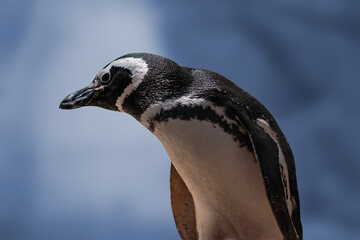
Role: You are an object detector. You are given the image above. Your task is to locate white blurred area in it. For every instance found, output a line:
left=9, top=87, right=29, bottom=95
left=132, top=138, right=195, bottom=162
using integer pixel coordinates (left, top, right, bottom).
left=1, top=0, right=178, bottom=239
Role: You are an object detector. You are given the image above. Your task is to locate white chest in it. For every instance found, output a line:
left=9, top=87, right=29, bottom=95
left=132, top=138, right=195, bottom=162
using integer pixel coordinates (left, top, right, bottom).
left=152, top=119, right=283, bottom=239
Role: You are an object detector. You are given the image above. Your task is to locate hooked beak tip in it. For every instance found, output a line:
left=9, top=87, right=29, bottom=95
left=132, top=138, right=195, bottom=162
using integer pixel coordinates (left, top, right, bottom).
left=59, top=101, right=76, bottom=110
left=59, top=87, right=96, bottom=110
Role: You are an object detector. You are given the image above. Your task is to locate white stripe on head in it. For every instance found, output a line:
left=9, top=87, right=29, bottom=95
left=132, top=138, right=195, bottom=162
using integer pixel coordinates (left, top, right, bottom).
left=256, top=118, right=293, bottom=216
left=102, top=57, right=149, bottom=111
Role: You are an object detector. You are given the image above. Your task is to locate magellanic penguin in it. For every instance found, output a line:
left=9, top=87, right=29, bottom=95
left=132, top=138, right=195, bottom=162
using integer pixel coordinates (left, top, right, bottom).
left=60, top=53, right=302, bottom=240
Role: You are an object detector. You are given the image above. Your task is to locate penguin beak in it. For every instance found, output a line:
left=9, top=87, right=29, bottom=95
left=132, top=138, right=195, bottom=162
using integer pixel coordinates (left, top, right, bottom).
left=59, top=85, right=104, bottom=110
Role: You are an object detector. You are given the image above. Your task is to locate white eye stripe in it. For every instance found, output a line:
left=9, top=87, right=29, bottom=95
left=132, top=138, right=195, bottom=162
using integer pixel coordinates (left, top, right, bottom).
left=104, top=57, right=148, bottom=76
left=101, top=57, right=148, bottom=111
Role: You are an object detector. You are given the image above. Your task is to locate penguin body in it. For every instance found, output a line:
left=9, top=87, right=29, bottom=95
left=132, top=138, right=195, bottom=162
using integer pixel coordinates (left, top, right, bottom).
left=60, top=53, right=302, bottom=240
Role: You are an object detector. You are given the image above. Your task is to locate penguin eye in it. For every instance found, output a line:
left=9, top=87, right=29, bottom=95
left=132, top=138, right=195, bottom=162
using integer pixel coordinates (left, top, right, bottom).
left=101, top=72, right=111, bottom=83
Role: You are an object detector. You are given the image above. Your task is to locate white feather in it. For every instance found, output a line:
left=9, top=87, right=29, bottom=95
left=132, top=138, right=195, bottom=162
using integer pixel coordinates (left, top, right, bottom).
left=154, top=118, right=283, bottom=239
left=100, top=57, right=149, bottom=111
left=140, top=94, right=246, bottom=134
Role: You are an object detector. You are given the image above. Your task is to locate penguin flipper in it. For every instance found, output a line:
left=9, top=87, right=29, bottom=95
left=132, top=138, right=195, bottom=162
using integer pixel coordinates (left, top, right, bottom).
left=170, top=163, right=198, bottom=240
left=230, top=104, right=302, bottom=240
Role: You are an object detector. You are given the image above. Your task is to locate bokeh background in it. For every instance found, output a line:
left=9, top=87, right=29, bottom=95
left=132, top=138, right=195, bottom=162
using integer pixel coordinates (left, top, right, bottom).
left=1, top=0, right=359, bottom=239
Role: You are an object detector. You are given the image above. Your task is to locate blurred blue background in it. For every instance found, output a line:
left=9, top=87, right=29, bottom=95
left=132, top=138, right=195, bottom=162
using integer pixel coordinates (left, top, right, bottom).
left=1, top=0, right=359, bottom=239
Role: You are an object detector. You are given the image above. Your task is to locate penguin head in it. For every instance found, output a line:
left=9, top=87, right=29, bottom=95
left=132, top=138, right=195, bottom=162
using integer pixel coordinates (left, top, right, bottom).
left=60, top=53, right=188, bottom=117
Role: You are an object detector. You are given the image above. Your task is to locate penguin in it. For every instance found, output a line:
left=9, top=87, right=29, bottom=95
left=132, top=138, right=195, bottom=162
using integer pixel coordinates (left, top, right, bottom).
left=60, top=53, right=302, bottom=240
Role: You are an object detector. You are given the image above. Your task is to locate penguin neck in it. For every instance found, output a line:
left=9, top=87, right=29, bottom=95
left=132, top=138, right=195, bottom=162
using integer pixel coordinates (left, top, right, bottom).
left=120, top=67, right=193, bottom=119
